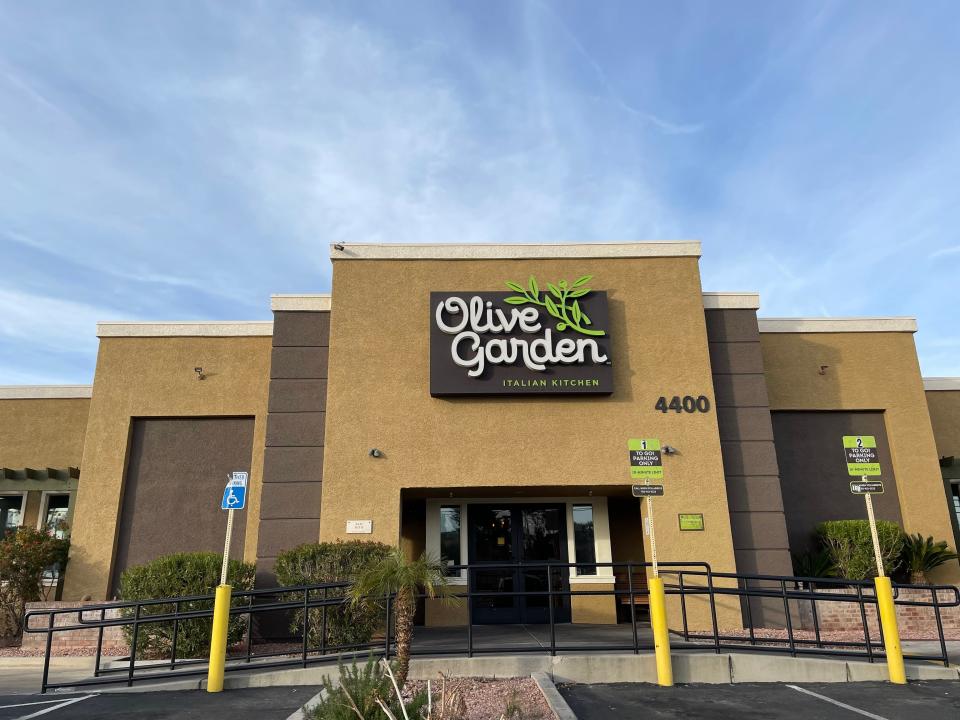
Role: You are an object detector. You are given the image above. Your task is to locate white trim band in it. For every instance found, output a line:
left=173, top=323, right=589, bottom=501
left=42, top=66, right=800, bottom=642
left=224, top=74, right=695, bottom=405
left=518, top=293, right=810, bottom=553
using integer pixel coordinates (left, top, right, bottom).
left=271, top=294, right=332, bottom=312
left=702, top=292, right=760, bottom=310
left=330, top=241, right=701, bottom=260
left=0, top=385, right=92, bottom=399
left=924, top=377, right=960, bottom=391
left=758, top=317, right=917, bottom=333
left=97, top=321, right=273, bottom=338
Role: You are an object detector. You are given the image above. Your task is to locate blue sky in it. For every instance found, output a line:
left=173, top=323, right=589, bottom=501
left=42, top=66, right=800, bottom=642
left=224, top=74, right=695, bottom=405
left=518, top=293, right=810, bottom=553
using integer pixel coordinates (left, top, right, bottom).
left=1, top=1, right=958, bottom=383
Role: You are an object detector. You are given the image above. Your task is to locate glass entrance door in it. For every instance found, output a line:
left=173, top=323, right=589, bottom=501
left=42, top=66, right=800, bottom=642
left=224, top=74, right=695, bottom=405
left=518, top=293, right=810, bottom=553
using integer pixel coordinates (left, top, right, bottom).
left=468, top=504, right=571, bottom=624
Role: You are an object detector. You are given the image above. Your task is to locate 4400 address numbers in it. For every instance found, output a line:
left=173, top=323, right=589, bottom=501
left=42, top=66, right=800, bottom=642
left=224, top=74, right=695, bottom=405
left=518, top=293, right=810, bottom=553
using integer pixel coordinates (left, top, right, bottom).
left=655, top=395, right=711, bottom=413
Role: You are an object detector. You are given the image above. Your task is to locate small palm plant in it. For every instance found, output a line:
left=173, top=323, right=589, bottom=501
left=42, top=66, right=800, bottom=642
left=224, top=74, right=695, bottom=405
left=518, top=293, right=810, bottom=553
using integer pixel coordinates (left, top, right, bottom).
left=351, top=548, right=459, bottom=687
left=901, top=534, right=959, bottom=584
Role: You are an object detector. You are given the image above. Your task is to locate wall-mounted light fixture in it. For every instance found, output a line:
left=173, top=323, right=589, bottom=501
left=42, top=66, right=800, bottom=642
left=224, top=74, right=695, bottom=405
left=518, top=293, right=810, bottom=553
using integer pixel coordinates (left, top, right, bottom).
left=819, top=365, right=830, bottom=375
left=194, top=367, right=205, bottom=380
left=663, top=445, right=679, bottom=455
left=369, top=448, right=383, bottom=458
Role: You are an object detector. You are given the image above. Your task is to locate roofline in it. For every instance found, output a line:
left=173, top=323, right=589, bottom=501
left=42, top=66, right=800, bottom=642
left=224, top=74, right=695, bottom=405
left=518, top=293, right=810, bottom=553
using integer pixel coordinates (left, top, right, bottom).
left=702, top=292, right=760, bottom=310
left=97, top=321, right=273, bottom=338
left=924, top=377, right=960, bottom=391
left=758, top=318, right=917, bottom=333
left=271, top=294, right=331, bottom=312
left=329, top=241, right=702, bottom=260
left=0, top=385, right=92, bottom=399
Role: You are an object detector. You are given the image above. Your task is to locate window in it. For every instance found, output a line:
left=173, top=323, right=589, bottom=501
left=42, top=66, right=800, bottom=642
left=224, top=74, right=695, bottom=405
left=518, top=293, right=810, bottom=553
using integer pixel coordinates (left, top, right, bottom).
left=0, top=494, right=26, bottom=539
left=440, top=505, right=462, bottom=577
left=41, top=494, right=71, bottom=539
left=572, top=504, right=597, bottom=576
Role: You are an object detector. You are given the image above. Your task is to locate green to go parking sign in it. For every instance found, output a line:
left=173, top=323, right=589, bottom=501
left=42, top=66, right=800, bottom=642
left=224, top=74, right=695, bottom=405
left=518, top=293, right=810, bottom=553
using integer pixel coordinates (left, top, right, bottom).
left=842, top=435, right=881, bottom=476
left=628, top=438, right=663, bottom=480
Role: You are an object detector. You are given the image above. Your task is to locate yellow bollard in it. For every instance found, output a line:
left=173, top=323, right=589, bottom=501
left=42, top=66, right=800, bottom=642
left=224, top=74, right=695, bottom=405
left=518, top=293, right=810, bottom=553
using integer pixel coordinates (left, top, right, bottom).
left=648, top=576, right=673, bottom=687
left=874, top=576, right=906, bottom=684
left=206, top=584, right=232, bottom=693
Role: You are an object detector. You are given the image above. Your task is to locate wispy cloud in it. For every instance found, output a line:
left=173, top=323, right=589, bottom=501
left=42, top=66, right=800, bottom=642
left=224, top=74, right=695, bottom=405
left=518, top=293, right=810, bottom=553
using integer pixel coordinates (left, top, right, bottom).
left=0, top=1, right=957, bottom=380
left=929, top=245, right=960, bottom=260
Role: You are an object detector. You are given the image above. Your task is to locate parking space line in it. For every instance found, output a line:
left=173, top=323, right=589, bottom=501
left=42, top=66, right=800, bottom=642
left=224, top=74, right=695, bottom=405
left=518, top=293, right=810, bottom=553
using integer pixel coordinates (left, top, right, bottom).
left=786, top=685, right=888, bottom=720
left=13, top=695, right=94, bottom=719
left=0, top=700, right=68, bottom=710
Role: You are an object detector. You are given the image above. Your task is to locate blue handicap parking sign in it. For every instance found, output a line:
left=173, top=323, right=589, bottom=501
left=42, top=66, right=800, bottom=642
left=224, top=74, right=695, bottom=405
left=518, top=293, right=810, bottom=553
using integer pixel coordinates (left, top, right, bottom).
left=221, top=484, right=246, bottom=510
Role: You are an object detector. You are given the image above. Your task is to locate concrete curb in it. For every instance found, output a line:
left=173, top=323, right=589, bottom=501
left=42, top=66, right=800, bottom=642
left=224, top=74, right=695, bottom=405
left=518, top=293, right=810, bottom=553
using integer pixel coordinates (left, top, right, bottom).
left=532, top=671, right=577, bottom=720
left=85, top=651, right=959, bottom=693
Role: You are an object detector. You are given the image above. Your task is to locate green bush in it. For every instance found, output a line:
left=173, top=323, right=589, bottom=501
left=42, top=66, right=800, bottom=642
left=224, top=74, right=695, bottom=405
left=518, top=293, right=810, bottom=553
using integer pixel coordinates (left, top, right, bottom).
left=817, top=520, right=904, bottom=580
left=307, top=657, right=428, bottom=720
left=118, top=552, right=255, bottom=659
left=275, top=541, right=392, bottom=650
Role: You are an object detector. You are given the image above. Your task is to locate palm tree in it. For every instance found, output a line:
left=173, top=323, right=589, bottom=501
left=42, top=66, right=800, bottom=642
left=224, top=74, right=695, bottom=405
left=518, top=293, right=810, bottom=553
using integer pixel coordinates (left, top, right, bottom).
left=351, top=547, right=459, bottom=687
left=902, top=534, right=959, bottom=584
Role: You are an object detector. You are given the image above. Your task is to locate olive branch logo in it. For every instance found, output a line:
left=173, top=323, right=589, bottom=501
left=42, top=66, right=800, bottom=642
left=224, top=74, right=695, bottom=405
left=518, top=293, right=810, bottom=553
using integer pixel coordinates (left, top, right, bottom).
left=504, top=275, right=605, bottom=337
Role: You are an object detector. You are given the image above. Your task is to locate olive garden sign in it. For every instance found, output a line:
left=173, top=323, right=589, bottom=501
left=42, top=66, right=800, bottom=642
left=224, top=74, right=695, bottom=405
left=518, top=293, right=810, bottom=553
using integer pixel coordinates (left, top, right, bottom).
left=430, top=275, right=613, bottom=396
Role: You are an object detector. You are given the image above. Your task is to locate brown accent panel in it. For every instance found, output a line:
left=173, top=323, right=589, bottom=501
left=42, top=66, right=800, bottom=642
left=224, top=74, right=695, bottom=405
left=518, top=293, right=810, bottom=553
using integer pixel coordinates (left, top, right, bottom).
left=730, top=511, right=791, bottom=550
left=716, top=407, right=776, bottom=442
left=772, top=411, right=903, bottom=555
left=709, top=342, right=766, bottom=375
left=257, top=310, right=331, bottom=588
left=725, top=476, right=788, bottom=512
left=259, top=482, right=324, bottom=520
left=268, top=380, right=328, bottom=413
left=720, top=441, right=781, bottom=476
left=256, top=518, right=321, bottom=558
left=733, top=549, right=793, bottom=575
left=704, top=310, right=761, bottom=343
left=272, top=312, right=331, bottom=348
left=713, top=375, right=771, bottom=408
left=111, top=417, right=253, bottom=594
left=707, top=308, right=792, bottom=629
left=265, top=412, right=326, bottom=447
left=270, top=347, right=329, bottom=380
left=262, top=447, right=324, bottom=483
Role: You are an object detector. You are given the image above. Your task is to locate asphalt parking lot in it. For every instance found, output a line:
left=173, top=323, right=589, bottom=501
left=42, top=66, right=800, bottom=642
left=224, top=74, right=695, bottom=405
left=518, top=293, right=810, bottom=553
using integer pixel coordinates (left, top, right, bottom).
left=0, top=687, right=320, bottom=720
left=559, top=681, right=960, bottom=719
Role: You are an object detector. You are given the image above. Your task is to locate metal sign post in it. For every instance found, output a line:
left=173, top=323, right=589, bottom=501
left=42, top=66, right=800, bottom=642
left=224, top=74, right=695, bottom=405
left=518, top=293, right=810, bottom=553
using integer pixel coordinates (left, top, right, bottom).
left=841, top=435, right=904, bottom=684
left=628, top=438, right=671, bottom=687
left=208, top=471, right=248, bottom=694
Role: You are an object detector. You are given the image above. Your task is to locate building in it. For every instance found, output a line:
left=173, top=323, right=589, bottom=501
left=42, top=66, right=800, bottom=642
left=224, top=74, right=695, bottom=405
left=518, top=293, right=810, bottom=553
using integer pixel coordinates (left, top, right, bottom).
left=1, top=242, right=957, bottom=629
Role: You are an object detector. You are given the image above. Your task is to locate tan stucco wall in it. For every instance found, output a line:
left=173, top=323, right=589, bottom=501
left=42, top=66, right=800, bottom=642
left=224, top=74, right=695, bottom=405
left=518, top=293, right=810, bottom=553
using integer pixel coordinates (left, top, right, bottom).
left=322, top=256, right=741, bottom=630
left=761, top=332, right=958, bottom=583
left=571, top=583, right=617, bottom=624
left=926, top=390, right=960, bottom=458
left=0, top=398, right=89, bottom=469
left=63, top=336, right=271, bottom=600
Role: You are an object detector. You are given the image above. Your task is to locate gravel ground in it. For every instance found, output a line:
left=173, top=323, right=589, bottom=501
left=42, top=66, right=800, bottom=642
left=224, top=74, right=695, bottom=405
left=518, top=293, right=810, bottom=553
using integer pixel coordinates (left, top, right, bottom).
left=405, top=677, right=553, bottom=720
left=0, top=644, right=128, bottom=657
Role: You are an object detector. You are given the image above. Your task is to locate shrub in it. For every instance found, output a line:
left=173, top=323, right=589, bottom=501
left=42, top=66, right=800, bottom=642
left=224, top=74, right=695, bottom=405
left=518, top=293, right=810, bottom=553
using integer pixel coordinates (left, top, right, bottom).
left=275, top=541, right=392, bottom=650
left=0, top=528, right=69, bottom=641
left=118, top=552, right=255, bottom=659
left=817, top=520, right=904, bottom=580
left=900, top=534, right=959, bottom=584
left=791, top=549, right=836, bottom=580
left=307, top=657, right=428, bottom=720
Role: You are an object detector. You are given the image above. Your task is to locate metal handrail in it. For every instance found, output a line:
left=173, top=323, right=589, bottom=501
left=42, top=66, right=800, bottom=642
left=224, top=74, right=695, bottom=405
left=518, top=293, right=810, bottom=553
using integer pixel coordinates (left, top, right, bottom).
left=23, top=560, right=956, bottom=693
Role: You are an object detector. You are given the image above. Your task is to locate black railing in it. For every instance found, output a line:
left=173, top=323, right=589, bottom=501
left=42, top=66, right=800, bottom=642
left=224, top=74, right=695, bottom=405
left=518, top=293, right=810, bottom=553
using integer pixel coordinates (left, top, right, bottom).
left=23, top=561, right=958, bottom=693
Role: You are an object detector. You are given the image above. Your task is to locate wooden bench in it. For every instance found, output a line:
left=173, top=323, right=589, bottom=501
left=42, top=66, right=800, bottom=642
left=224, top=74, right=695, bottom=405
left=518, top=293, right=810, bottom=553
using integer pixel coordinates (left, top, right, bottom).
left=614, top=570, right=650, bottom=606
